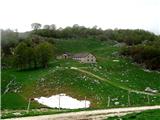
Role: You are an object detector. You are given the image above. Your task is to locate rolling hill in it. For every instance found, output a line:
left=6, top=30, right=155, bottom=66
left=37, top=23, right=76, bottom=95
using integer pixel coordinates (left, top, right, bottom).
left=2, top=38, right=160, bottom=112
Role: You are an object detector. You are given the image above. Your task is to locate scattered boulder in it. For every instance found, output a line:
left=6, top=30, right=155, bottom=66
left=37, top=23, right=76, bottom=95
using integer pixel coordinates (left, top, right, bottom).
left=112, top=98, right=118, bottom=101
left=99, top=66, right=102, bottom=69
left=145, top=87, right=158, bottom=93
left=114, top=102, right=120, bottom=105
left=142, top=40, right=148, bottom=45
left=40, top=78, right=45, bottom=82
left=143, top=69, right=152, bottom=73
left=113, top=60, right=119, bottom=62
left=114, top=42, right=126, bottom=47
left=56, top=66, right=60, bottom=69
left=12, top=112, right=21, bottom=116
left=112, top=52, right=119, bottom=56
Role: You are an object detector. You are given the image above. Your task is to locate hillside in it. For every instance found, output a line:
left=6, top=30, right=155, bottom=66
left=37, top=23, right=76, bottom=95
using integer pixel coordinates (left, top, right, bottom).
left=2, top=38, right=160, bottom=112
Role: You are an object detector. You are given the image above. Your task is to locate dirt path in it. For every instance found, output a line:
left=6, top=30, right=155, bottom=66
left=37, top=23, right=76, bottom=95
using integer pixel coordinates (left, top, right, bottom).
left=5, top=105, right=160, bottom=120
left=70, top=67, right=158, bottom=96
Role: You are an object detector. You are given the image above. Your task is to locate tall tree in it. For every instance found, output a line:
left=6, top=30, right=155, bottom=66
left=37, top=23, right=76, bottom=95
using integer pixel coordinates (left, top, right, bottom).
left=31, top=23, right=41, bottom=30
left=50, top=24, right=56, bottom=30
left=14, top=42, right=28, bottom=70
left=43, top=25, right=50, bottom=29
left=1, top=29, right=18, bottom=55
left=36, top=42, right=53, bottom=68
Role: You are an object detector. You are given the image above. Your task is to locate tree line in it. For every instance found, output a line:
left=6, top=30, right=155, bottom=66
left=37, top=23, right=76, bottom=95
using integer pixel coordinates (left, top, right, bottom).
left=31, top=23, right=157, bottom=45
left=1, top=23, right=160, bottom=70
left=14, top=42, right=53, bottom=70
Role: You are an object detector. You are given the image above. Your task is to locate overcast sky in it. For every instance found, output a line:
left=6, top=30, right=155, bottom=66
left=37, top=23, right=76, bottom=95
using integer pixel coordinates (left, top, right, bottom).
left=0, top=0, right=160, bottom=34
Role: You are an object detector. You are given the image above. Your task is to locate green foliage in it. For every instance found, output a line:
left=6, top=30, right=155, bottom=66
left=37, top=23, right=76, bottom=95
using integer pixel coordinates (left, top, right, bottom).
left=1, top=25, right=160, bottom=112
left=1, top=55, right=14, bottom=69
left=1, top=29, right=19, bottom=55
left=1, top=93, right=27, bottom=109
left=111, top=29, right=157, bottom=45
left=14, top=40, right=54, bottom=70
left=14, top=42, right=29, bottom=70
left=36, top=42, right=54, bottom=68
left=31, top=25, right=157, bottom=46
left=31, top=23, right=41, bottom=30
left=121, top=40, right=160, bottom=70
left=32, top=25, right=103, bottom=39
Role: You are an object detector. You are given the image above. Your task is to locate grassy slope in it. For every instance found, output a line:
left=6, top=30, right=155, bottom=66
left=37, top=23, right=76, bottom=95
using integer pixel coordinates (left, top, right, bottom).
left=1, top=38, right=160, bottom=110
left=106, top=109, right=160, bottom=120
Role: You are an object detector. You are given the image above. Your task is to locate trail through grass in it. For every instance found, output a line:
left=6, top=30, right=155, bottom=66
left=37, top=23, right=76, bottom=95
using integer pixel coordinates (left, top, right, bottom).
left=71, top=67, right=158, bottom=96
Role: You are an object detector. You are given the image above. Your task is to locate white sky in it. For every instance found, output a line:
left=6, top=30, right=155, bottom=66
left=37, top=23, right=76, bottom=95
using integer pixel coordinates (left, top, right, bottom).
left=0, top=0, right=160, bottom=34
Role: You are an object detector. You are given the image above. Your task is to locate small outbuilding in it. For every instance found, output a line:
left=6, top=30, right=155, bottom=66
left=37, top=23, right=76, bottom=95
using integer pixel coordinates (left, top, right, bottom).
left=56, top=52, right=72, bottom=59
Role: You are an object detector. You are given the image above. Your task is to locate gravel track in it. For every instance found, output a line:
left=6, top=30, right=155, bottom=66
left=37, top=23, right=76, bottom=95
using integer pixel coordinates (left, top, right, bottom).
left=5, top=105, right=160, bottom=120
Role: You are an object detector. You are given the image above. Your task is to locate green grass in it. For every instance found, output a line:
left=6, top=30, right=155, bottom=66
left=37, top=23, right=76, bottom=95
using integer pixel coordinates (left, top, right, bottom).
left=84, top=58, right=160, bottom=92
left=1, top=38, right=160, bottom=112
left=1, top=93, right=27, bottom=109
left=54, top=38, right=113, bottom=53
left=106, top=109, right=160, bottom=120
left=1, top=108, right=73, bottom=119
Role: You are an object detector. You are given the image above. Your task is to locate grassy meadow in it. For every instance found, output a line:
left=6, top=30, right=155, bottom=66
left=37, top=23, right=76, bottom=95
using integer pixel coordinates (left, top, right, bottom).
left=2, top=38, right=160, bottom=112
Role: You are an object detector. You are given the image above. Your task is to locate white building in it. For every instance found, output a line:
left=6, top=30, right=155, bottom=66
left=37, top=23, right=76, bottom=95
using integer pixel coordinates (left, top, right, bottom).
left=72, top=52, right=96, bottom=63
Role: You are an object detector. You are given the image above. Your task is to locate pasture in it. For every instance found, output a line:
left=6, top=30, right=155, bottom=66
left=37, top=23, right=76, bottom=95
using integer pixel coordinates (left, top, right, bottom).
left=2, top=38, right=160, bottom=112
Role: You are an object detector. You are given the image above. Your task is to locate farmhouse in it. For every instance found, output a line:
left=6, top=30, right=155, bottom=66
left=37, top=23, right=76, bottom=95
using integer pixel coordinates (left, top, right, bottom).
left=72, top=52, right=96, bottom=63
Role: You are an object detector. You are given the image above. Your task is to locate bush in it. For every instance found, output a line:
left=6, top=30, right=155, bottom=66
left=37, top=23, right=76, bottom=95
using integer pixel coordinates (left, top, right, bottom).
left=121, top=41, right=160, bottom=70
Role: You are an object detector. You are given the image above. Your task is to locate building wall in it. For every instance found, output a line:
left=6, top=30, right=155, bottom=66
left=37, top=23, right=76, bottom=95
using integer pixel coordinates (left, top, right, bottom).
left=80, top=54, right=96, bottom=63
left=56, top=54, right=70, bottom=59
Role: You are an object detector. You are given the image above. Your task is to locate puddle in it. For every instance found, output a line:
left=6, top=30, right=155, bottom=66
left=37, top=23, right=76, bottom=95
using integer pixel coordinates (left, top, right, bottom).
left=34, top=93, right=90, bottom=109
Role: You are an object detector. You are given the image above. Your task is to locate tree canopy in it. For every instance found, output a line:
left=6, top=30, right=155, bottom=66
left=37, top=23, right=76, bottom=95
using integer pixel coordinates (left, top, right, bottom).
left=14, top=38, right=54, bottom=70
left=31, top=23, right=42, bottom=30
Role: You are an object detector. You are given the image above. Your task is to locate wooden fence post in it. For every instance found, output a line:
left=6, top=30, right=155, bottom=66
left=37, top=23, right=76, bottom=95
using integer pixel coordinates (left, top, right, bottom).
left=27, top=98, right=31, bottom=113
left=128, top=91, right=131, bottom=106
left=107, top=96, right=110, bottom=107
left=59, top=94, right=61, bottom=110
left=147, top=95, right=150, bottom=104
left=85, top=96, right=86, bottom=108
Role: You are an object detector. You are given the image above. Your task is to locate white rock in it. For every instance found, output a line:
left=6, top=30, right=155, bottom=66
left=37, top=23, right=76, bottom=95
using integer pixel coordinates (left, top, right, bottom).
left=145, top=87, right=158, bottom=93
left=112, top=98, right=118, bottom=101
left=56, top=66, right=59, bottom=68
left=99, top=66, right=102, bottom=69
left=13, top=112, right=21, bottom=116
left=113, top=60, right=119, bottom=62
left=70, top=67, right=77, bottom=70
left=143, top=69, right=152, bottom=73
left=41, top=78, right=45, bottom=81
left=114, top=102, right=119, bottom=105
